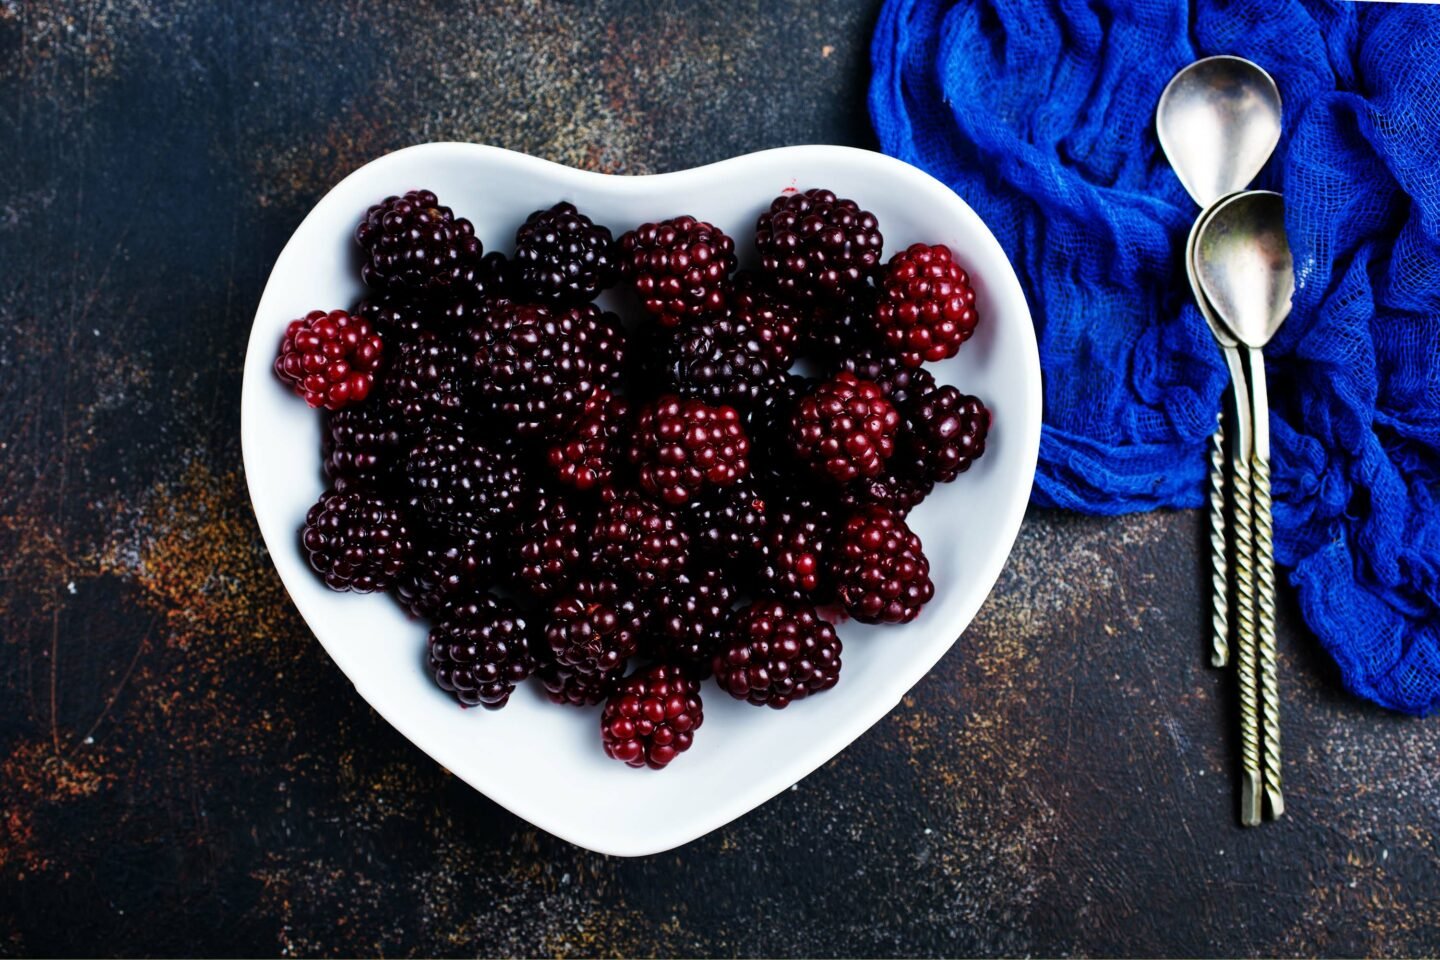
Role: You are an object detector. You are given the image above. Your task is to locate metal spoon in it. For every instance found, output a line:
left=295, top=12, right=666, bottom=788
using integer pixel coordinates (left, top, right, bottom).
left=1195, top=189, right=1294, bottom=822
left=1157, top=56, right=1281, bottom=678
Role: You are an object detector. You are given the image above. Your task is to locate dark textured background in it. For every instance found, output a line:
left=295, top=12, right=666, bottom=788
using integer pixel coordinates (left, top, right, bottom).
left=2, top=1, right=1438, bottom=956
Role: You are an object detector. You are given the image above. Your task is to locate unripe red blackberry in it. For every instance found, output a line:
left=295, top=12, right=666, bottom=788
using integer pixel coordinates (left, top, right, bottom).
left=755, top=188, right=884, bottom=303
left=834, top=506, right=933, bottom=624
left=300, top=488, right=413, bottom=593
left=714, top=598, right=842, bottom=708
left=789, top=372, right=900, bottom=484
left=619, top=216, right=736, bottom=327
left=875, top=243, right=979, bottom=366
left=427, top=593, right=535, bottom=709
left=274, top=309, right=384, bottom=410
left=600, top=664, right=704, bottom=769
left=355, top=189, right=485, bottom=295
left=630, top=396, right=751, bottom=506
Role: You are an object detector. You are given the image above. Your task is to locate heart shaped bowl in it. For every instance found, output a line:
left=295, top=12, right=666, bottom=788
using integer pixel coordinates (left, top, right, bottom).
left=242, top=143, right=1041, bottom=856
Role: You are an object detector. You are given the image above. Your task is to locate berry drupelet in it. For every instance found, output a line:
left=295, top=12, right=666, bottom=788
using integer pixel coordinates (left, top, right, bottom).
left=646, top=567, right=740, bottom=678
left=513, top=202, right=618, bottom=305
left=789, top=371, right=901, bottom=484
left=600, top=664, right=704, bottom=769
left=589, top=491, right=690, bottom=592
left=755, top=188, right=884, bottom=304
left=355, top=190, right=484, bottom=294
left=404, top=425, right=527, bottom=540
left=300, top=488, right=413, bottom=593
left=875, top=243, right=979, bottom=367
left=275, top=309, right=384, bottom=410
left=547, top=389, right=631, bottom=493
left=834, top=505, right=934, bottom=624
left=713, top=598, right=842, bottom=708
left=394, top=534, right=493, bottom=620
left=382, top=335, right=470, bottom=426
left=900, top=384, right=991, bottom=483
left=323, top=400, right=406, bottom=493
left=619, top=216, right=736, bottom=327
left=427, top=593, right=535, bottom=709
left=470, top=302, right=597, bottom=437
left=630, top=396, right=751, bottom=506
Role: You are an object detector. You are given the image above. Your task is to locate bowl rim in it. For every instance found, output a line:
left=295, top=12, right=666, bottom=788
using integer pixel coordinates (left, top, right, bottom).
left=241, top=142, right=1042, bottom=856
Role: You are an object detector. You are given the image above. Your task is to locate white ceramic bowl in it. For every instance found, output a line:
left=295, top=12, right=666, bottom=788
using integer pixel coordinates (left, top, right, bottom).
left=242, top=143, right=1040, bottom=856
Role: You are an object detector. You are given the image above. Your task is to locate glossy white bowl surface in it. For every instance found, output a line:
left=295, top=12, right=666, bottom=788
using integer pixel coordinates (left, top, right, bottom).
left=242, top=143, right=1040, bottom=856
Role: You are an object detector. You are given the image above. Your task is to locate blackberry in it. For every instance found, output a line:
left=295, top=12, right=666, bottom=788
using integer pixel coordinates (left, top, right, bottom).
left=837, top=471, right=934, bottom=518
left=355, top=189, right=484, bottom=294
left=600, top=664, right=704, bottom=769
left=755, top=501, right=836, bottom=603
left=395, top=534, right=494, bottom=620
left=536, top=660, right=620, bottom=707
left=687, top=478, right=770, bottom=570
left=832, top=347, right=937, bottom=409
left=323, top=400, right=406, bottom=493
left=789, top=372, right=901, bottom=483
left=544, top=593, right=644, bottom=678
left=713, top=599, right=842, bottom=708
left=382, top=335, right=470, bottom=426
left=547, top=389, right=631, bottom=493
left=646, top=568, right=739, bottom=678
left=755, top=188, right=884, bottom=303
left=807, top=285, right=882, bottom=359
left=513, top=202, right=618, bottom=304
left=875, top=243, right=979, bottom=366
left=619, top=216, right=736, bottom=327
left=744, top=372, right=809, bottom=479
left=274, top=309, right=384, bottom=410
left=300, top=488, right=413, bottom=593
left=834, top=506, right=934, bottom=624
left=901, top=385, right=990, bottom=483
left=658, top=315, right=781, bottom=409
left=355, top=292, right=429, bottom=344
left=514, top=493, right=589, bottom=601
left=589, top=492, right=690, bottom=592
left=568, top=303, right=629, bottom=390
left=404, top=425, right=527, bottom=540
left=730, top=271, right=802, bottom=366
left=470, top=302, right=596, bottom=437
left=629, top=396, right=750, bottom=506
left=427, top=593, right=534, bottom=709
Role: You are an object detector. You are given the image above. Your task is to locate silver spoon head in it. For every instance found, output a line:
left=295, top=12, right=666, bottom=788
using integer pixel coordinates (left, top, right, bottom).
left=1157, top=56, right=1282, bottom=208
left=1195, top=190, right=1294, bottom=348
left=1187, top=201, right=1238, bottom=348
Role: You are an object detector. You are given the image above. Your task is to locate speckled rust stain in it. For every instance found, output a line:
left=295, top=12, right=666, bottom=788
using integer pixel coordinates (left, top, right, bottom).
left=4, top=0, right=1440, bottom=956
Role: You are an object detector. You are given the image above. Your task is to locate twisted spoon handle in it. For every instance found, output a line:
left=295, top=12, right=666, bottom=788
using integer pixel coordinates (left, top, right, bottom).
left=1253, top=454, right=1284, bottom=819
left=1232, top=451, right=1263, bottom=827
left=1207, top=415, right=1230, bottom=668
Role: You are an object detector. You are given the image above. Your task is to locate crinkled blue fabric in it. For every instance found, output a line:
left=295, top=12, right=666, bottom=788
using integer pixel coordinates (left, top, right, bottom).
left=871, top=0, right=1440, bottom=714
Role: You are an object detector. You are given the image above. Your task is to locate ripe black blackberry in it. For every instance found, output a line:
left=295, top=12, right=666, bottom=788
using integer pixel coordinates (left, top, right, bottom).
left=713, top=598, right=842, bottom=708
left=837, top=470, right=934, bottom=518
left=629, top=396, right=751, bottom=506
left=427, top=593, right=535, bottom=709
left=600, top=664, right=704, bottom=769
left=687, top=478, right=770, bottom=571
left=755, top=499, right=837, bottom=603
left=834, top=506, right=934, bottom=624
left=536, top=659, right=620, bottom=707
left=470, top=302, right=597, bottom=437
left=832, top=346, right=937, bottom=410
left=658, top=315, right=782, bottom=410
left=568, top=303, right=629, bottom=391
left=646, top=568, right=739, bottom=678
left=730, top=271, right=802, bottom=366
left=355, top=189, right=484, bottom=294
left=323, top=401, right=406, bottom=493
left=619, top=216, right=736, bottom=327
left=544, top=592, right=644, bottom=679
left=404, top=425, right=527, bottom=540
left=755, top=188, right=884, bottom=303
left=300, top=488, right=413, bottom=593
left=382, top=335, right=470, bottom=426
left=514, top=493, right=589, bottom=601
left=900, top=385, right=991, bottom=483
left=589, top=491, right=690, bottom=592
left=547, top=389, right=631, bottom=493
left=807, top=285, right=883, bottom=359
left=513, top=202, right=618, bottom=305
left=789, top=372, right=901, bottom=484
left=744, top=373, right=809, bottom=476
left=394, top=534, right=494, bottom=620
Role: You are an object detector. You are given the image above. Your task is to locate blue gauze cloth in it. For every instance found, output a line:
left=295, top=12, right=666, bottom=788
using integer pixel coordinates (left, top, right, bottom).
left=870, top=0, right=1440, bottom=714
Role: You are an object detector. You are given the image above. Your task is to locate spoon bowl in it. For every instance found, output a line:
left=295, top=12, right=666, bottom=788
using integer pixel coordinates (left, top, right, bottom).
left=1194, top=190, right=1294, bottom=349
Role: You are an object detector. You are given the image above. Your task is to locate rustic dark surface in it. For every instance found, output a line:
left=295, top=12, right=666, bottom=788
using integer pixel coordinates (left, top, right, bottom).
left=2, top=1, right=1438, bottom=957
